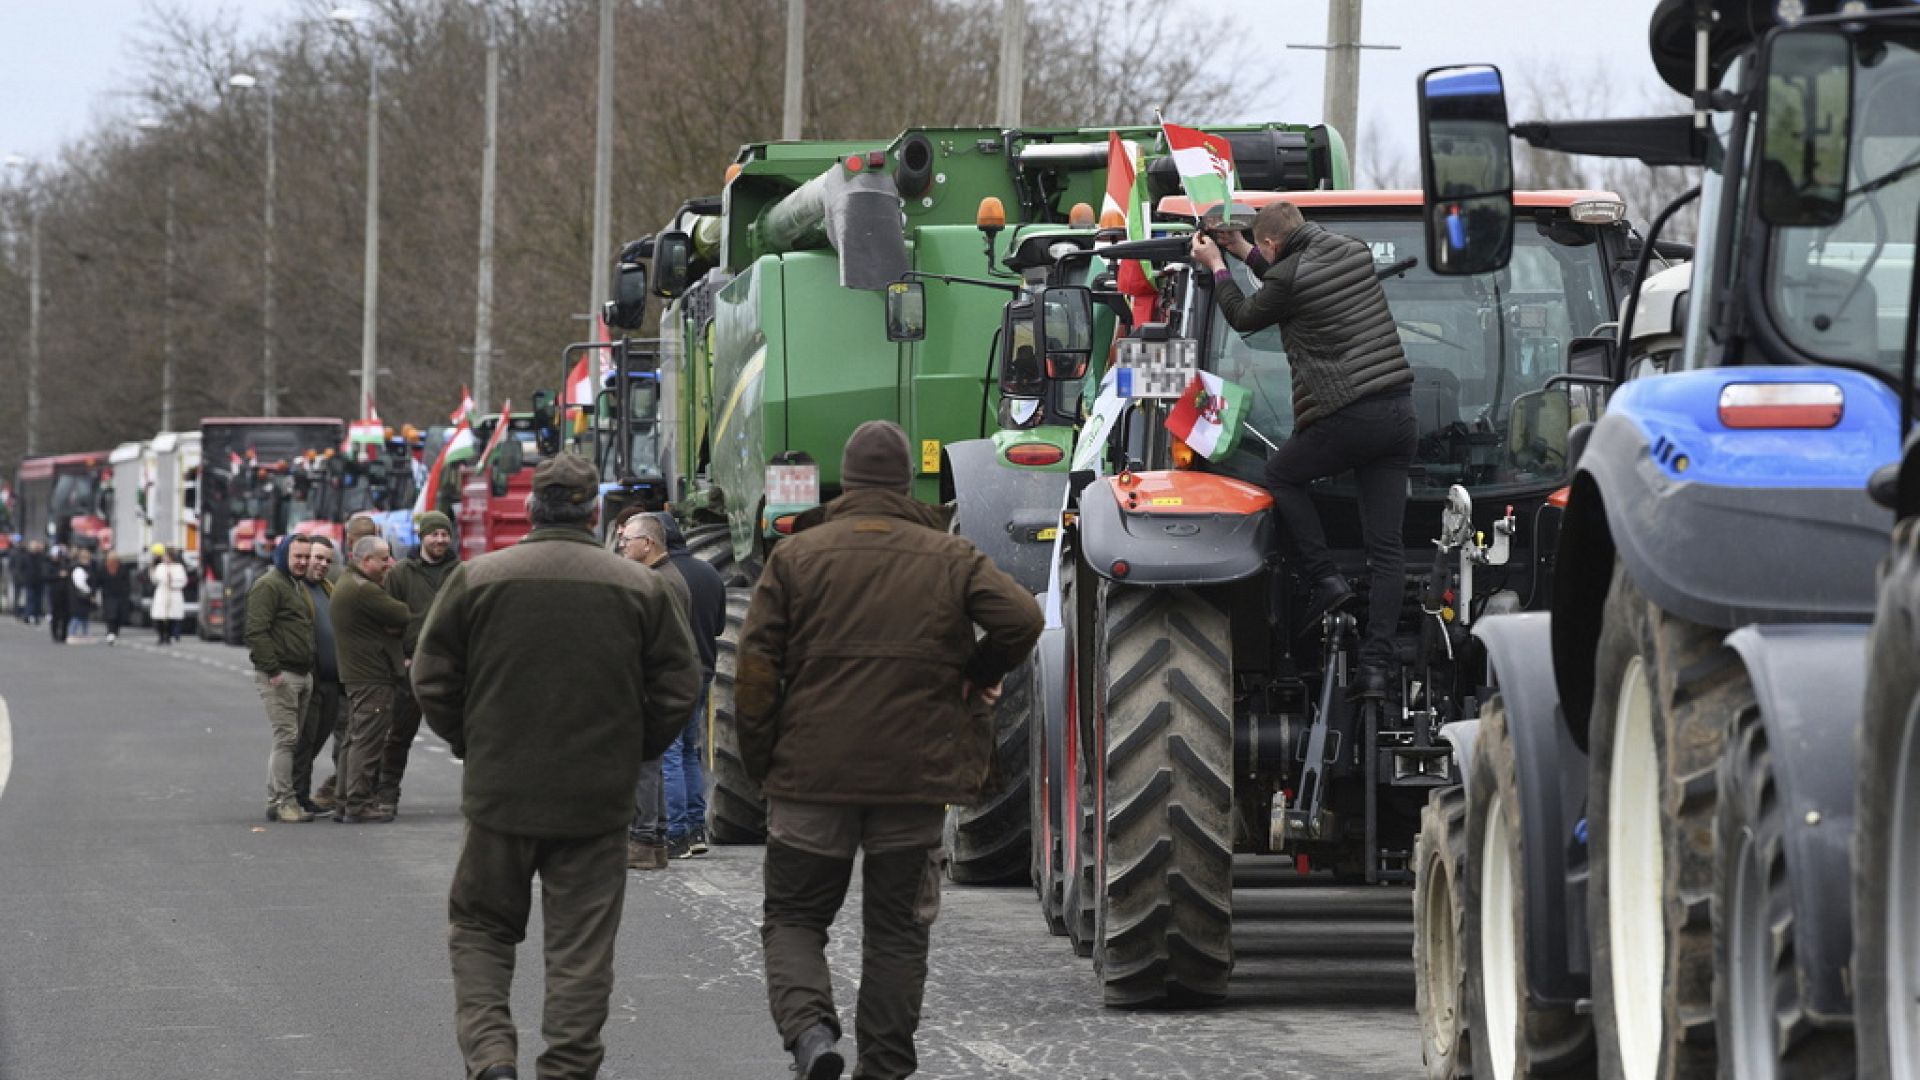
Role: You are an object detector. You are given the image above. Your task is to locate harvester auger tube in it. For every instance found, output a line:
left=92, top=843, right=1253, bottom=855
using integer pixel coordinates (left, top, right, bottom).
left=757, top=166, right=908, bottom=290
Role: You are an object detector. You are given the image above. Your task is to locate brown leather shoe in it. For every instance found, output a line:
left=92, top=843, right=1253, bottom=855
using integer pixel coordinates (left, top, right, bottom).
left=627, top=839, right=668, bottom=870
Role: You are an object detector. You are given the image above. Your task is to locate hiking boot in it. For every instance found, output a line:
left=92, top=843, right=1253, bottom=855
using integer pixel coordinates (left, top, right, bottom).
left=687, top=827, right=709, bottom=857
left=273, top=802, right=314, bottom=823
left=627, top=839, right=668, bottom=870
left=297, top=796, right=328, bottom=817
left=1349, top=664, right=1390, bottom=702
left=667, top=834, right=693, bottom=860
left=309, top=788, right=339, bottom=812
left=337, top=807, right=395, bottom=824
left=791, top=1023, right=844, bottom=1080
left=1300, top=574, right=1356, bottom=630
left=476, top=1065, right=518, bottom=1080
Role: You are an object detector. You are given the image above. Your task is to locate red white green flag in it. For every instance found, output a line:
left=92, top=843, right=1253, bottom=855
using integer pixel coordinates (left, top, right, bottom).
left=1103, top=131, right=1157, bottom=322
left=1160, top=121, right=1238, bottom=220
left=1164, top=371, right=1250, bottom=459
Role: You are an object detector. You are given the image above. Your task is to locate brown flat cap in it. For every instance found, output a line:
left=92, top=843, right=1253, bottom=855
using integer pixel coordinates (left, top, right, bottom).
left=841, top=420, right=913, bottom=493
left=532, top=453, right=600, bottom=505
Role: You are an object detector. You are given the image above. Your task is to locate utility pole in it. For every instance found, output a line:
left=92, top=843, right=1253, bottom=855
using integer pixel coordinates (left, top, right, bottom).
left=360, top=58, right=381, bottom=417
left=26, top=206, right=42, bottom=456
left=1288, top=0, right=1398, bottom=160
left=589, top=0, right=614, bottom=325
left=474, top=26, right=500, bottom=410
left=262, top=87, right=277, bottom=417
left=996, top=0, right=1025, bottom=128
left=162, top=179, right=176, bottom=433
left=781, top=0, right=804, bottom=139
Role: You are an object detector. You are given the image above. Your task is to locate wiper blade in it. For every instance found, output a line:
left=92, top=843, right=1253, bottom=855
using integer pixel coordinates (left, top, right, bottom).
left=1849, top=158, right=1920, bottom=198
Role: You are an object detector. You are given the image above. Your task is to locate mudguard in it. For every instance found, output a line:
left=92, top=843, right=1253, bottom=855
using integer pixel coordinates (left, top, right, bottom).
left=1724, top=623, right=1869, bottom=1022
left=1034, top=554, right=1070, bottom=848
left=1434, top=719, right=1481, bottom=797
left=1078, top=471, right=1273, bottom=587
left=943, top=438, right=1070, bottom=595
left=1474, top=612, right=1592, bottom=1007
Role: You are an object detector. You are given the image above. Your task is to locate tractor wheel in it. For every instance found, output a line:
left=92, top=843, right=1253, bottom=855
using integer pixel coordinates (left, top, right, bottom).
left=1853, top=535, right=1920, bottom=1080
left=706, top=586, right=767, bottom=844
left=1415, top=784, right=1473, bottom=1079
left=1029, top=650, right=1067, bottom=934
left=684, top=522, right=750, bottom=587
left=1060, top=565, right=1097, bottom=955
left=1714, top=702, right=1857, bottom=1079
left=1091, top=582, right=1235, bottom=1007
left=944, top=657, right=1034, bottom=885
left=1467, top=695, right=1596, bottom=1079
left=1587, top=562, right=1731, bottom=1080
left=222, top=578, right=249, bottom=647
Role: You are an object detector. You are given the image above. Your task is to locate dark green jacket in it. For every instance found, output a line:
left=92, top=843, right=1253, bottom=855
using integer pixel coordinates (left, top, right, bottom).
left=331, top=568, right=411, bottom=685
left=385, top=550, right=460, bottom=656
left=412, top=525, right=701, bottom=838
left=245, top=568, right=315, bottom=677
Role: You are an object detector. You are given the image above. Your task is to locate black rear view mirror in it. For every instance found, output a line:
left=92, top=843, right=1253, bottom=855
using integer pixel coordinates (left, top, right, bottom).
left=1038, top=285, right=1094, bottom=379
left=1418, top=64, right=1515, bottom=276
left=1758, top=29, right=1853, bottom=227
left=885, top=280, right=926, bottom=342
left=605, top=261, right=649, bottom=331
left=999, top=297, right=1046, bottom=400
left=1566, top=335, right=1618, bottom=382
left=652, top=231, right=693, bottom=299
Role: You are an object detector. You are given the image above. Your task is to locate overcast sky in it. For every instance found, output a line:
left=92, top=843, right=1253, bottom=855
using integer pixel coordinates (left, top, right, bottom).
left=1, top=0, right=1679, bottom=172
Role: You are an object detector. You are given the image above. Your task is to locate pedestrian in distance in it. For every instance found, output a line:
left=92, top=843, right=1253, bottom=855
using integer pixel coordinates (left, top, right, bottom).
left=329, top=535, right=410, bottom=824
left=246, top=535, right=318, bottom=823
left=149, top=545, right=189, bottom=645
left=23, top=540, right=50, bottom=625
left=46, top=545, right=70, bottom=644
left=97, top=552, right=133, bottom=645
left=295, top=536, right=342, bottom=818
left=615, top=510, right=691, bottom=872
left=7, top=540, right=35, bottom=622
left=68, top=548, right=95, bottom=640
left=1190, top=200, right=1416, bottom=699
left=655, top=513, right=726, bottom=859
left=414, top=454, right=699, bottom=1080
left=737, top=420, right=1043, bottom=1080
left=375, top=509, right=460, bottom=816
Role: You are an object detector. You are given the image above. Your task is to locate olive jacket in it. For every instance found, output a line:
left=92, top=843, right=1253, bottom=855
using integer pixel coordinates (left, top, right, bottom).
left=385, top=549, right=460, bottom=656
left=331, top=567, right=412, bottom=685
left=245, top=567, right=315, bottom=678
left=734, top=488, right=1043, bottom=806
left=412, top=525, right=700, bottom=838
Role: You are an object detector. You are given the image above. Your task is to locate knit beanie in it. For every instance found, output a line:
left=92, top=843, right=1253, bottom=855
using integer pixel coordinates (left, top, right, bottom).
left=415, top=510, right=454, bottom=538
left=840, top=420, right=913, bottom=493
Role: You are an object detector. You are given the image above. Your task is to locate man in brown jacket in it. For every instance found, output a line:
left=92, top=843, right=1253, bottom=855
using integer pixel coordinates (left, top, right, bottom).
left=330, top=535, right=411, bottom=824
left=413, top=454, right=699, bottom=1080
left=736, top=420, right=1042, bottom=1080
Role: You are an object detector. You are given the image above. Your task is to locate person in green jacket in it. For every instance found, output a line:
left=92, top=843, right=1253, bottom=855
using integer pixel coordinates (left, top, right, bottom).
left=246, top=534, right=317, bottom=824
left=413, top=454, right=698, bottom=1080
left=329, top=535, right=411, bottom=823
left=375, top=509, right=460, bottom=813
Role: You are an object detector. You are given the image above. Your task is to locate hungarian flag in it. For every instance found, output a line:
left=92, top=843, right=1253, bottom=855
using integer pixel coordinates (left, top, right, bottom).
left=364, top=393, right=381, bottom=424
left=1104, top=132, right=1157, bottom=325
left=477, top=399, right=514, bottom=468
left=1164, top=371, right=1250, bottom=460
left=415, top=420, right=476, bottom=517
left=450, top=386, right=476, bottom=427
left=1161, top=121, right=1239, bottom=221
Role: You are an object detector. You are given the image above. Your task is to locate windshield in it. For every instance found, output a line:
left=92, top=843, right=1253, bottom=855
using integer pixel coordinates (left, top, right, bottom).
left=51, top=474, right=100, bottom=519
left=1209, top=215, right=1614, bottom=496
left=1765, top=28, right=1920, bottom=372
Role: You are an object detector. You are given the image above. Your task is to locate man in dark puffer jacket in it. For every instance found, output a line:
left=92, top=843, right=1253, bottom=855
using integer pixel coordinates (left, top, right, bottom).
left=1191, top=200, right=1416, bottom=697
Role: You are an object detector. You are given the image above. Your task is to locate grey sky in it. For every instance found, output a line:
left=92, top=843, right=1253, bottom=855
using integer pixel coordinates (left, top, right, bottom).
left=2, top=0, right=1679, bottom=170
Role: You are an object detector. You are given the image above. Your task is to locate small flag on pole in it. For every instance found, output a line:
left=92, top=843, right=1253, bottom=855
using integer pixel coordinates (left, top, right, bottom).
left=1104, top=131, right=1158, bottom=325
left=1159, top=121, right=1240, bottom=223
left=450, top=386, right=476, bottom=427
left=1164, top=371, right=1250, bottom=460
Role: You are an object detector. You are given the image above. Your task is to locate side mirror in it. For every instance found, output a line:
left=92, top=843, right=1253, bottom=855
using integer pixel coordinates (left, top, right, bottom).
left=999, top=298, right=1046, bottom=400
left=492, top=436, right=524, bottom=477
left=1507, top=387, right=1574, bottom=473
left=1757, top=29, right=1853, bottom=227
left=1038, top=285, right=1094, bottom=380
left=885, top=280, right=926, bottom=342
left=1418, top=64, right=1514, bottom=276
left=1566, top=335, right=1617, bottom=382
left=605, top=261, right=649, bottom=331
left=652, top=231, right=693, bottom=299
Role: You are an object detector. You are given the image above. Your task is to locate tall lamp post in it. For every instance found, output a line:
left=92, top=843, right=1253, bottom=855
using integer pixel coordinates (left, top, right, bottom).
left=331, top=6, right=381, bottom=420
left=473, top=20, right=500, bottom=411
left=132, top=119, right=178, bottom=434
left=5, top=155, right=42, bottom=455
left=228, top=73, right=278, bottom=418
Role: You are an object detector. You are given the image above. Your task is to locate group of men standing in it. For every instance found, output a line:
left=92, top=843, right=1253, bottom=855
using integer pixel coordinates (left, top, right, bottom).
left=245, top=511, right=460, bottom=825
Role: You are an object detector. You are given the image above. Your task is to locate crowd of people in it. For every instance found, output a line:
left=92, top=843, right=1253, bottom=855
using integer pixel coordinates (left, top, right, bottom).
left=4, top=539, right=190, bottom=645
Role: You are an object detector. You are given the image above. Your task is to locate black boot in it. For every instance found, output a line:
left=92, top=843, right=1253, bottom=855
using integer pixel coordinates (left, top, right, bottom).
left=1349, top=664, right=1390, bottom=701
left=475, top=1064, right=517, bottom=1080
left=792, top=1022, right=845, bottom=1080
left=1298, top=574, right=1356, bottom=631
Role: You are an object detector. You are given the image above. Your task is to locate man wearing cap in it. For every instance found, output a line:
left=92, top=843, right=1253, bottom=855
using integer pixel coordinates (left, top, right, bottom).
left=414, top=454, right=699, bottom=1080
left=375, top=509, right=460, bottom=815
left=736, top=420, right=1043, bottom=1080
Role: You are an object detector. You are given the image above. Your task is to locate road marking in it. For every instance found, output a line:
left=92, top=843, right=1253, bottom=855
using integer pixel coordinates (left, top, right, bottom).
left=0, top=694, right=11, bottom=802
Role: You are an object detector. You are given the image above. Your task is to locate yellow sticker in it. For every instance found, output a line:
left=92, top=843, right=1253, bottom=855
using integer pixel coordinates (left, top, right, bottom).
left=1036, top=527, right=1058, bottom=542
left=921, top=439, right=941, bottom=474
left=1150, top=497, right=1183, bottom=506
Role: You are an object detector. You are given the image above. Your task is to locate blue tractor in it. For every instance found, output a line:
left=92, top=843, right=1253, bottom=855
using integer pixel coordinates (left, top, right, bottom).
left=1406, top=3, right=1920, bottom=1079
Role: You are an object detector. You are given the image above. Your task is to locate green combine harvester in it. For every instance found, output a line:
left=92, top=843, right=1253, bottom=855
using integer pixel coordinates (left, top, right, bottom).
left=611, top=122, right=1351, bottom=871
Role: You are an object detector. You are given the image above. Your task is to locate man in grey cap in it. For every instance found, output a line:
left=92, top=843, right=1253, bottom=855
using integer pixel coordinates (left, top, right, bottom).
left=737, top=420, right=1043, bottom=1080
left=414, top=453, right=699, bottom=1080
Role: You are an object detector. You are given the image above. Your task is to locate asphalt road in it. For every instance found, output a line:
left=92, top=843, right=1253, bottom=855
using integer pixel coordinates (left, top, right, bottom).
left=0, top=618, right=1420, bottom=1079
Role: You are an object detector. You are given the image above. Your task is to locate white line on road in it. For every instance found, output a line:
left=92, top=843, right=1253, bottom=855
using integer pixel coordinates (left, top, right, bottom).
left=0, top=694, right=12, bottom=802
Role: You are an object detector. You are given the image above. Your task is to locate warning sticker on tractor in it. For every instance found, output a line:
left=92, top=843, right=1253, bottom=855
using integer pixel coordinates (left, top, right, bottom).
left=920, top=440, right=941, bottom=475
left=1151, top=497, right=1183, bottom=506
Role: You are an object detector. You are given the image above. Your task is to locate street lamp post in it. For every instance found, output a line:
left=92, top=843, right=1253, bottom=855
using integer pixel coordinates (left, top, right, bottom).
left=229, top=73, right=278, bottom=418
left=331, top=7, right=381, bottom=420
left=473, top=24, right=500, bottom=411
left=6, top=155, right=43, bottom=455
left=136, top=118, right=178, bottom=434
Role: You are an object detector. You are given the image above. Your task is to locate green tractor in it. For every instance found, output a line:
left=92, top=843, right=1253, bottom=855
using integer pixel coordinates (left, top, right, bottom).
left=610, top=123, right=1349, bottom=865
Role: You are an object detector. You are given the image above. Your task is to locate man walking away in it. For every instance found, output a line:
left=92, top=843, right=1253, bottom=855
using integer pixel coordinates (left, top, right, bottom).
left=738, top=420, right=1042, bottom=1080
left=330, top=536, right=410, bottom=824
left=47, top=545, right=69, bottom=644
left=296, top=537, right=341, bottom=817
left=657, top=513, right=726, bottom=858
left=247, top=535, right=317, bottom=823
left=1190, top=201, right=1416, bottom=698
left=615, top=511, right=691, bottom=872
left=414, top=454, right=698, bottom=1080
left=376, top=510, right=460, bottom=815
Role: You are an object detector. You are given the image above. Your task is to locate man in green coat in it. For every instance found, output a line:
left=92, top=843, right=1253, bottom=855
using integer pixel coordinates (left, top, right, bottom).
left=376, top=509, right=459, bottom=813
left=247, top=534, right=317, bottom=824
left=329, top=535, right=411, bottom=824
left=413, top=454, right=699, bottom=1080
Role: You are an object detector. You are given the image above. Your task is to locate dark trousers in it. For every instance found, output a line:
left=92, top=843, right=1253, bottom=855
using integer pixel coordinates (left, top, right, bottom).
left=1263, top=391, right=1417, bottom=668
left=340, top=682, right=396, bottom=815
left=297, top=679, right=343, bottom=801
left=48, top=588, right=68, bottom=643
left=448, top=822, right=628, bottom=1080
left=375, top=688, right=423, bottom=806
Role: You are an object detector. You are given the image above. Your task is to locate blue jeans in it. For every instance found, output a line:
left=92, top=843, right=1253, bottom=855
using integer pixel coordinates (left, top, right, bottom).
left=661, top=684, right=709, bottom=841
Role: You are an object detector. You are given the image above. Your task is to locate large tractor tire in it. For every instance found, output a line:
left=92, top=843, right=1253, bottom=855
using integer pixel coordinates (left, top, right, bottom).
left=1414, top=784, right=1473, bottom=1080
left=1028, top=647, right=1067, bottom=934
left=1713, top=702, right=1856, bottom=1079
left=684, top=522, right=751, bottom=588
left=1587, top=563, right=1731, bottom=1080
left=1466, top=696, right=1596, bottom=1080
left=1853, top=533, right=1920, bottom=1080
left=944, top=657, right=1034, bottom=885
left=1059, top=565, right=1097, bottom=955
left=707, top=586, right=767, bottom=844
left=1091, top=582, right=1235, bottom=1007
